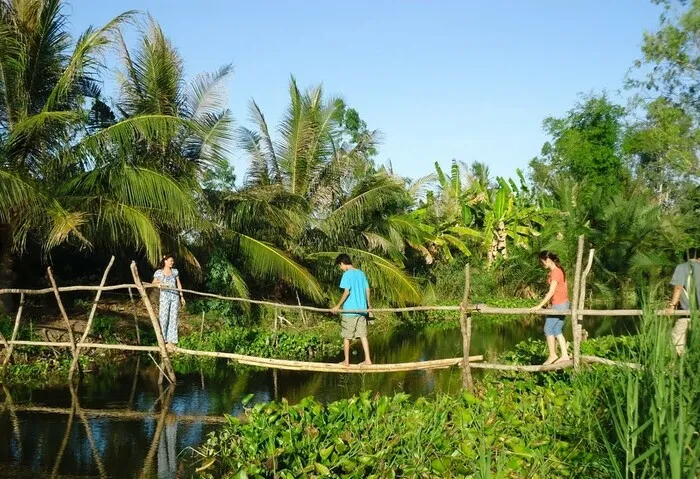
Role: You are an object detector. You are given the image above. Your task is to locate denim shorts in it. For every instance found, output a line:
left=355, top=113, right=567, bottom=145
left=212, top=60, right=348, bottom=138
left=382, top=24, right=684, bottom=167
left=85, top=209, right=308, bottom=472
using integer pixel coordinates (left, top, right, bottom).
left=544, top=302, right=569, bottom=336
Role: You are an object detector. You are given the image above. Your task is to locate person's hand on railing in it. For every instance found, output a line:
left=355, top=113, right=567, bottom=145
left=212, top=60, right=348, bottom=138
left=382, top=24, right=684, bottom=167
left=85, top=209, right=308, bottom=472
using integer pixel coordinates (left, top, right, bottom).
left=529, top=304, right=544, bottom=313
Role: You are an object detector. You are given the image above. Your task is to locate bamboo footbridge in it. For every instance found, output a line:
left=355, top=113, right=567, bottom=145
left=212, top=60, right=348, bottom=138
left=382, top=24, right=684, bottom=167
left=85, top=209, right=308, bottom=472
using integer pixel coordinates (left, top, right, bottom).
left=0, top=236, right=671, bottom=390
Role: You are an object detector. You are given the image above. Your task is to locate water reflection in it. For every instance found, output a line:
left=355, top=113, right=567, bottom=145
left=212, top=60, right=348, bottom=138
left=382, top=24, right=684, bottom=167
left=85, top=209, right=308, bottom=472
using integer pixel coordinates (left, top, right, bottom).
left=0, top=317, right=637, bottom=478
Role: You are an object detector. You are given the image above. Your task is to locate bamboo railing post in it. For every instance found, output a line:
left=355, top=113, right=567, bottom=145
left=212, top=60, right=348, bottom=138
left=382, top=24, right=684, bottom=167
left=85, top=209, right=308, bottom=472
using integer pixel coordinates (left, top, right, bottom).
left=459, top=264, right=474, bottom=392
left=1, top=293, right=24, bottom=373
left=130, top=262, right=176, bottom=384
left=47, top=268, right=78, bottom=357
left=570, top=236, right=585, bottom=370
left=575, top=249, right=595, bottom=365
left=68, top=256, right=115, bottom=381
left=273, top=307, right=279, bottom=350
left=128, top=287, right=141, bottom=345
left=199, top=311, right=205, bottom=341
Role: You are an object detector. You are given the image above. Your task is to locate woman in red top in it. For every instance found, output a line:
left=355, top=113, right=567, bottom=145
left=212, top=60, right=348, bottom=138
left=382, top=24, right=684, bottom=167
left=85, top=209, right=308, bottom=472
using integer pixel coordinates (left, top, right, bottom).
left=531, top=251, right=570, bottom=365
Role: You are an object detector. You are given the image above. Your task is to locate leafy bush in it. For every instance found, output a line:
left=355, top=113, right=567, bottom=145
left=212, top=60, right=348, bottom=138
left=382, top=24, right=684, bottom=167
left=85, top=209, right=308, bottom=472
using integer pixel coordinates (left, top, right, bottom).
left=196, top=383, right=606, bottom=478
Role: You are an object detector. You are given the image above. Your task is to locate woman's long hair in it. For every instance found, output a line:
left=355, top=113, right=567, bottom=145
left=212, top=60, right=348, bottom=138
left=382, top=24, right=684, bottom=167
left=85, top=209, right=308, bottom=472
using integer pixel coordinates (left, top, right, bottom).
left=539, top=251, right=565, bottom=280
left=158, top=254, right=175, bottom=269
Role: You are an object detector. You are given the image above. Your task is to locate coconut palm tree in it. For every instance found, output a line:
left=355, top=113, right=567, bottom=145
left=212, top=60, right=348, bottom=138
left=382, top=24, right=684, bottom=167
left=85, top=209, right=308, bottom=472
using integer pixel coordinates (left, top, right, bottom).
left=0, top=0, right=136, bottom=308
left=0, top=2, right=218, bottom=310
left=233, top=79, right=425, bottom=304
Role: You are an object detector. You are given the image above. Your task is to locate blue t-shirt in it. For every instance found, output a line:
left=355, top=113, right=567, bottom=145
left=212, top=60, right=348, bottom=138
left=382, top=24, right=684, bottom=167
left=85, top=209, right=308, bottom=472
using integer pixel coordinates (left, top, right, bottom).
left=339, top=269, right=369, bottom=316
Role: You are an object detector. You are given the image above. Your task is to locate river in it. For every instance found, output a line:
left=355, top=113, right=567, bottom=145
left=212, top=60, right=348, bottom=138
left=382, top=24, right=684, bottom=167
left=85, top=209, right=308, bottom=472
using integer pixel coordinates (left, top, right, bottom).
left=0, top=316, right=635, bottom=478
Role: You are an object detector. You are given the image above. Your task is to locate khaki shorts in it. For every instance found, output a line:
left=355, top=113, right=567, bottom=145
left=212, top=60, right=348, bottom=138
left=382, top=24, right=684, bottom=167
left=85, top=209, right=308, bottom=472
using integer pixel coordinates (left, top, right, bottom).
left=341, top=315, right=367, bottom=340
left=672, top=317, right=691, bottom=356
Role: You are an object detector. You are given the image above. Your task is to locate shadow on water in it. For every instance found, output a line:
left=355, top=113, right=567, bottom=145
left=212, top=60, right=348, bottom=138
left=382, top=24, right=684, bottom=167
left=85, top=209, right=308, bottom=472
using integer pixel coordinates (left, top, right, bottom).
left=0, top=315, right=638, bottom=478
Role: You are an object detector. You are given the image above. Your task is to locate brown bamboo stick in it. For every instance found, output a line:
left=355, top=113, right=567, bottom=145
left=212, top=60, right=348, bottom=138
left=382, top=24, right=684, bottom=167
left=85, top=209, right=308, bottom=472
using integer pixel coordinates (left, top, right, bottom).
left=459, top=264, right=473, bottom=392
left=130, top=262, right=176, bottom=384
left=51, top=401, right=75, bottom=478
left=69, top=257, right=115, bottom=381
left=570, top=236, right=585, bottom=370
left=77, top=343, right=160, bottom=352
left=2, top=293, right=24, bottom=372
left=580, top=355, right=641, bottom=369
left=0, top=283, right=688, bottom=317
left=575, top=249, right=595, bottom=365
left=68, top=384, right=107, bottom=478
left=173, top=345, right=483, bottom=372
left=8, top=340, right=73, bottom=347
left=128, top=287, right=141, bottom=345
left=46, top=268, right=77, bottom=358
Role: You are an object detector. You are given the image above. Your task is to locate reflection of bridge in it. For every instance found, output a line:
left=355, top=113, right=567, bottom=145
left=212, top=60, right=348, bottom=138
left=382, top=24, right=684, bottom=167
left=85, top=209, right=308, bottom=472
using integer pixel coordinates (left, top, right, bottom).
left=0, top=378, right=211, bottom=479
left=0, top=237, right=656, bottom=390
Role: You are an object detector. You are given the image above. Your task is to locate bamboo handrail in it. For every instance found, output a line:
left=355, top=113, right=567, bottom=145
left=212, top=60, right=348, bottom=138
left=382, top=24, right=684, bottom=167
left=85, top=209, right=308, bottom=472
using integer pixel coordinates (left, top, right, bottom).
left=0, top=258, right=675, bottom=382
left=0, top=282, right=688, bottom=316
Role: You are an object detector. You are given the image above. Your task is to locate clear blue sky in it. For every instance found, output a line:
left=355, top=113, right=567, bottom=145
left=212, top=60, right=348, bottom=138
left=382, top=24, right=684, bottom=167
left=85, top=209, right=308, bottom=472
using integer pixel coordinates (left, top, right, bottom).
left=68, top=0, right=662, bottom=182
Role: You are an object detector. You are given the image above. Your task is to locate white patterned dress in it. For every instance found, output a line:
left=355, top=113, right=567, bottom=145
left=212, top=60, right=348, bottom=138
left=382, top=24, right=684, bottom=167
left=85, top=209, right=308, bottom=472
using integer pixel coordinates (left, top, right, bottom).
left=154, top=268, right=179, bottom=343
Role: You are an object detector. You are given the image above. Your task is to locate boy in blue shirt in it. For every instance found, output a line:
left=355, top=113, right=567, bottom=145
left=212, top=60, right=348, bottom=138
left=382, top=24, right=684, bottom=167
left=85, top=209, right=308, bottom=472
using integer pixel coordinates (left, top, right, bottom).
left=330, top=254, right=373, bottom=366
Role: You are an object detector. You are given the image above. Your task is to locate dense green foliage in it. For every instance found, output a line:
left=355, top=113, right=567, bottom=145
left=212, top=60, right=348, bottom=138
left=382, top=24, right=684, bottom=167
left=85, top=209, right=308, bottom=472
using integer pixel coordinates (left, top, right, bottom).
left=1, top=0, right=699, bottom=319
left=196, top=311, right=699, bottom=478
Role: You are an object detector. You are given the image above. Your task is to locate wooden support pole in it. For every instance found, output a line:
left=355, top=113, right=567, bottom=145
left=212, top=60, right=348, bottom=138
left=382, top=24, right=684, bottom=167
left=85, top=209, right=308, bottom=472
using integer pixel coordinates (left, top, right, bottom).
left=130, top=262, right=176, bottom=384
left=128, top=287, right=141, bottom=345
left=2, top=293, right=24, bottom=373
left=570, top=236, right=585, bottom=370
left=69, top=256, right=115, bottom=381
left=273, top=307, right=279, bottom=350
left=297, top=292, right=307, bottom=326
left=46, top=267, right=77, bottom=356
left=575, top=249, right=595, bottom=364
left=459, top=264, right=474, bottom=392
left=199, top=311, right=205, bottom=341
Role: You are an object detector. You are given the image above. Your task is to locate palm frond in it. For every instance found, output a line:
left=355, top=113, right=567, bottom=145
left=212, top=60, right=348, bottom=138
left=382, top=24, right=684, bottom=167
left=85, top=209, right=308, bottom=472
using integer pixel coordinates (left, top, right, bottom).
left=309, top=248, right=421, bottom=305
left=236, top=232, right=324, bottom=301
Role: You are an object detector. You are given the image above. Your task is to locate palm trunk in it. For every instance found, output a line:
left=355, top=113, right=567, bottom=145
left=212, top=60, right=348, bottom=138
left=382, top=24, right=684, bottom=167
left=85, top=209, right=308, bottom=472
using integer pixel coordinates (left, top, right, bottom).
left=0, top=223, right=16, bottom=312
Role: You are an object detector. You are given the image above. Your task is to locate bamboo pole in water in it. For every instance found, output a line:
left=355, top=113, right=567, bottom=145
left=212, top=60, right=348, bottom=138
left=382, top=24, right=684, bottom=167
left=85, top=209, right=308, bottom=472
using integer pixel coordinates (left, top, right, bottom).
left=129, top=262, right=176, bottom=384
left=69, top=256, right=115, bottom=381
left=69, top=384, right=107, bottom=479
left=459, top=264, right=474, bottom=392
left=140, top=385, right=174, bottom=479
left=51, top=401, right=75, bottom=478
left=2, top=293, right=24, bottom=373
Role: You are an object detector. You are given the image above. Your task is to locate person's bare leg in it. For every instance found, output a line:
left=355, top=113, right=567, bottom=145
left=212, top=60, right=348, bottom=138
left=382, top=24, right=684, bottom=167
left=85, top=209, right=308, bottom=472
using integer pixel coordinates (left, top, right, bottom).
left=543, top=336, right=558, bottom=365
left=339, top=339, right=350, bottom=366
left=554, top=334, right=570, bottom=362
left=359, top=337, right=372, bottom=365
